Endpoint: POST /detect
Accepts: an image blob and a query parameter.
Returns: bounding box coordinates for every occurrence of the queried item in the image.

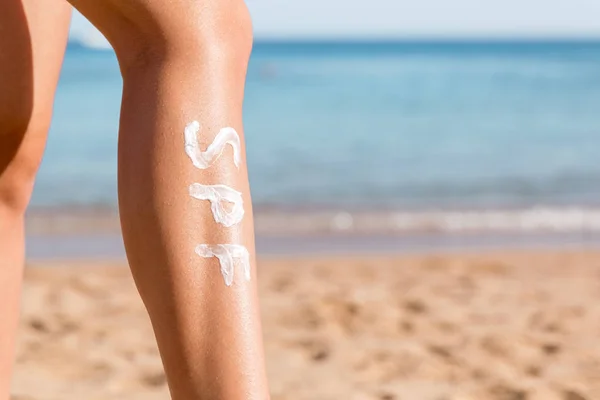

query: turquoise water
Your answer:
[34,41,600,212]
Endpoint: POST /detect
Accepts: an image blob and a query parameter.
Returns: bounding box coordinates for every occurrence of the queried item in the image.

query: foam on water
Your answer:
[24,206,600,237]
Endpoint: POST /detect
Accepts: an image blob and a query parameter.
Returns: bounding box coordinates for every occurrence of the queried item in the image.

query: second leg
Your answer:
[0,1,71,397]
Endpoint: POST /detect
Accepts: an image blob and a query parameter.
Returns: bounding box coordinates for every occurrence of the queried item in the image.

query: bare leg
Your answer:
[0,1,71,397]
[67,1,270,398]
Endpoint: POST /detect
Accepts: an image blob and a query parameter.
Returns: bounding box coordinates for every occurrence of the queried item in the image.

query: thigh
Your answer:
[0,0,71,179]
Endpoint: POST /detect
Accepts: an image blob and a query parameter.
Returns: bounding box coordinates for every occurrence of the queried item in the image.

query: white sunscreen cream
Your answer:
[184,121,241,169]
[188,183,244,227]
[195,244,251,286]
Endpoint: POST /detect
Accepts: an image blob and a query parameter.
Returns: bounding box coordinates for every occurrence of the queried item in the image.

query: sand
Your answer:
[11,251,600,400]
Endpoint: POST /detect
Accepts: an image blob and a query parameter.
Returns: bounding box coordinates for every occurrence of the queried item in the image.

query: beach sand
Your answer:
[11,251,600,400]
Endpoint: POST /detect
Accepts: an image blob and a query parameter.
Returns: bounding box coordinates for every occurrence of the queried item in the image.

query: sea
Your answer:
[29,40,600,242]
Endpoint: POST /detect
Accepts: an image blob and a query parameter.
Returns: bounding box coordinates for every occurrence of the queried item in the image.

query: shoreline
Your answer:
[26,231,600,261]
[26,205,600,235]
[25,207,600,260]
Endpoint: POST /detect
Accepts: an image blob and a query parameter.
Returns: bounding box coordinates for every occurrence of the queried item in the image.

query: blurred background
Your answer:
[27,0,600,256]
[16,1,600,399]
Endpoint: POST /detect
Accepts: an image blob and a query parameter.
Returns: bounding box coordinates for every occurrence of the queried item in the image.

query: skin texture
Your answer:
[0,1,71,397]
[0,1,270,399]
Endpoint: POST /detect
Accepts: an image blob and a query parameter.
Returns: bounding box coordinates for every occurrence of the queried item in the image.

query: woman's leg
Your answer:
[67,1,269,398]
[0,1,71,397]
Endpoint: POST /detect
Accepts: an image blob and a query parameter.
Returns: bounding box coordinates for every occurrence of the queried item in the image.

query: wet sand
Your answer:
[12,251,600,400]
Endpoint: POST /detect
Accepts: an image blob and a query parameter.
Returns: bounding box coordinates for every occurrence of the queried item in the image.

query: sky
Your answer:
[70,0,600,46]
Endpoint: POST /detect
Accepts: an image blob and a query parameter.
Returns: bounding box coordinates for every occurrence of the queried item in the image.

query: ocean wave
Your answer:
[25,206,600,236]
[253,207,600,236]
[68,32,112,50]
[69,12,112,50]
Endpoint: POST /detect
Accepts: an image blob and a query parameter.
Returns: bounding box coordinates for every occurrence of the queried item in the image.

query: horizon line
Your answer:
[66,36,600,51]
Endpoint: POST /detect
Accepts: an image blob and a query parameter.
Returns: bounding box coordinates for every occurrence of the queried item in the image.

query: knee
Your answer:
[0,110,50,214]
[113,1,253,75]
